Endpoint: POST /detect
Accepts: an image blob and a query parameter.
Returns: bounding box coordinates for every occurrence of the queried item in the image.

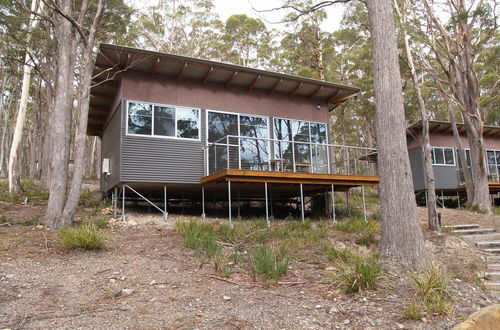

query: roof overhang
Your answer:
[88,43,360,136]
[407,120,500,138]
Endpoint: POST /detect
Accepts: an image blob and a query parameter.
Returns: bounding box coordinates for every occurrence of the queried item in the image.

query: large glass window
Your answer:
[486,150,500,181]
[431,147,455,166]
[128,102,152,135]
[207,111,239,173]
[273,118,328,173]
[240,116,269,170]
[153,106,175,136]
[127,101,199,140]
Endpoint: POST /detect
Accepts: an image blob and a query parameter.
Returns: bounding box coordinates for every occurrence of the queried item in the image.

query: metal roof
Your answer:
[407,120,500,138]
[88,43,360,136]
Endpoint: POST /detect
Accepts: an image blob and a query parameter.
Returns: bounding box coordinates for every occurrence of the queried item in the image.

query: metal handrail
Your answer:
[203,134,377,151]
[204,134,377,176]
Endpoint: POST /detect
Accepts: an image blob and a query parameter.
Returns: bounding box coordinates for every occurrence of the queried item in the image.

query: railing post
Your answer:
[226,136,230,169]
[292,140,296,172]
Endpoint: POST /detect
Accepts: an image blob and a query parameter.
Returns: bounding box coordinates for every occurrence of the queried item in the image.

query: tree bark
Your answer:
[45,0,74,228]
[365,0,427,268]
[61,0,106,224]
[394,0,439,231]
[447,100,473,203]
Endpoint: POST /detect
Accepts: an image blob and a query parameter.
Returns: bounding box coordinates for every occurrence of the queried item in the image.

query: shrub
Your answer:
[59,223,105,250]
[23,217,40,226]
[93,217,109,229]
[404,301,424,320]
[213,252,232,278]
[406,266,453,318]
[331,256,382,293]
[175,221,219,257]
[324,245,354,263]
[333,218,380,234]
[0,216,10,224]
[355,233,379,247]
[249,245,289,283]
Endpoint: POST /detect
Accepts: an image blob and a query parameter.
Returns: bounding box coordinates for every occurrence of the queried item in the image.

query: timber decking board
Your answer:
[201,169,379,187]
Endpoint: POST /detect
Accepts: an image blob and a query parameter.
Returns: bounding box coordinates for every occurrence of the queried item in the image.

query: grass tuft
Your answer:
[59,223,106,250]
[355,233,379,247]
[330,256,382,293]
[324,245,354,263]
[93,217,109,229]
[175,221,219,257]
[333,218,380,234]
[405,266,454,319]
[249,245,289,283]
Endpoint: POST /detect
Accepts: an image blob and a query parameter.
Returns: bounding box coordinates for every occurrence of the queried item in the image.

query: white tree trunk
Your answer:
[8,0,44,194]
[366,0,427,269]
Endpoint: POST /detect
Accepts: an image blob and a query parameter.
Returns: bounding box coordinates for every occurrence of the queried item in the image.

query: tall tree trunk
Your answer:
[394,0,439,231]
[366,0,427,268]
[447,100,473,203]
[61,0,106,224]
[45,0,74,228]
[8,0,44,194]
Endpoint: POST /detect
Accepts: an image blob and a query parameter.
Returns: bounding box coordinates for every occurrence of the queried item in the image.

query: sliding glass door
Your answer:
[207,112,238,173]
[240,116,269,170]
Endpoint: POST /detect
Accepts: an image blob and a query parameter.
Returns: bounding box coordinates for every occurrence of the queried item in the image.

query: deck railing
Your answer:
[203,135,377,177]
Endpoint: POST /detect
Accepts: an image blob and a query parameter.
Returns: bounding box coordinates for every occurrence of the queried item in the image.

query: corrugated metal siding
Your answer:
[121,103,206,184]
[100,101,122,192]
[409,147,426,191]
[433,165,459,189]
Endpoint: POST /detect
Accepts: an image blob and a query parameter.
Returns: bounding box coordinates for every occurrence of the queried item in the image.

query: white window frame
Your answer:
[126,100,201,141]
[431,146,456,166]
[486,149,500,181]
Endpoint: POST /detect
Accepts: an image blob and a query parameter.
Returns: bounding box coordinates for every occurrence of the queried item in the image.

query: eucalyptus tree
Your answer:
[419,0,497,213]
[134,0,223,58]
[221,14,275,68]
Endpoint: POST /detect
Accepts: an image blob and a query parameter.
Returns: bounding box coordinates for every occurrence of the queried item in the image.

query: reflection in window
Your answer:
[154,106,175,136]
[177,108,199,139]
[486,150,500,181]
[432,147,454,165]
[240,116,268,170]
[128,102,152,135]
[207,112,239,173]
[128,102,199,140]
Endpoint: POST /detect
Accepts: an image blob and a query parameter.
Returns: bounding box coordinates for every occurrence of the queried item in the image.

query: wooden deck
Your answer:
[457,181,500,192]
[201,169,379,188]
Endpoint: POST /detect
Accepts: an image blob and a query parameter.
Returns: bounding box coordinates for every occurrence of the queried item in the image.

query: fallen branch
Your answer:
[0,223,12,226]
[277,281,307,286]
[204,274,247,286]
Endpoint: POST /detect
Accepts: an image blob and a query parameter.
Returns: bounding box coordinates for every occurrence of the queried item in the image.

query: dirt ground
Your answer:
[1,202,499,329]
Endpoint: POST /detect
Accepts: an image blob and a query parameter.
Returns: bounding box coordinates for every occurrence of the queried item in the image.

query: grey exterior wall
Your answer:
[409,147,426,191]
[432,164,459,190]
[121,101,206,184]
[408,147,460,191]
[101,101,122,192]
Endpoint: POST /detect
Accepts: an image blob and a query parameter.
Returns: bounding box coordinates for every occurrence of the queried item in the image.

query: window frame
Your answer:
[126,100,201,141]
[431,146,456,166]
[486,149,500,181]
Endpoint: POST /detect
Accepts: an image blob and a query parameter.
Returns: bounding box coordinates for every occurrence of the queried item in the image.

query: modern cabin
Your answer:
[88,44,378,222]
[405,120,500,200]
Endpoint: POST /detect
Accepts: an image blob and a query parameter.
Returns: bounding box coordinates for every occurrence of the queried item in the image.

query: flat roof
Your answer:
[88,44,360,136]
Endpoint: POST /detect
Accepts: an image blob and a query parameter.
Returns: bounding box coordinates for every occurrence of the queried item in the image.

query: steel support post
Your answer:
[265,182,269,227]
[228,181,232,227]
[300,183,305,222]
[425,190,428,207]
[361,186,367,222]
[441,190,445,208]
[237,186,241,219]
[164,185,168,221]
[113,186,117,219]
[331,184,336,224]
[121,185,126,222]
[457,190,460,208]
[201,186,206,218]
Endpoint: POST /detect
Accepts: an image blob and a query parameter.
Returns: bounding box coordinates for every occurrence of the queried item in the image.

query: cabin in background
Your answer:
[405,120,500,205]
[87,44,378,222]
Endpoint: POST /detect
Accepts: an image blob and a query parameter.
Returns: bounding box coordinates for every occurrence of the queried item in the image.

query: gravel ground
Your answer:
[0,205,498,329]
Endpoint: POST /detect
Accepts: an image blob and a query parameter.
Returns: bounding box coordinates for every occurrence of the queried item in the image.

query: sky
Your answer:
[213,0,346,32]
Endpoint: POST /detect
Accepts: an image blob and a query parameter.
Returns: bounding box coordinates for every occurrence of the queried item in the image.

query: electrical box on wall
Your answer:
[102,158,110,175]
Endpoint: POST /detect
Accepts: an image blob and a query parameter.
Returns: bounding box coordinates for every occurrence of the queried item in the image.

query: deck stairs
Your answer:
[447,223,500,297]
